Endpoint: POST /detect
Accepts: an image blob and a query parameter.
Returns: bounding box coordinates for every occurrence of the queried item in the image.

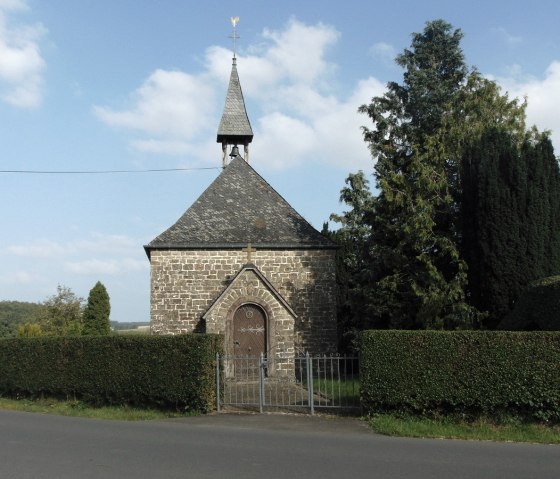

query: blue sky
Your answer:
[2,0,560,323]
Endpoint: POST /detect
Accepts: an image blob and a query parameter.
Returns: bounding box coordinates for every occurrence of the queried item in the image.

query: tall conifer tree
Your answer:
[461,131,560,326]
[82,281,111,336]
[357,19,473,328]
[332,20,560,333]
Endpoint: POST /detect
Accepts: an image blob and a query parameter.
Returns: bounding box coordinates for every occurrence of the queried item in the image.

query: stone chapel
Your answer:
[144,54,337,376]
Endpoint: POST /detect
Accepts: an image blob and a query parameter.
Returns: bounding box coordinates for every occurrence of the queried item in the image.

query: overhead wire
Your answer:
[0,166,221,174]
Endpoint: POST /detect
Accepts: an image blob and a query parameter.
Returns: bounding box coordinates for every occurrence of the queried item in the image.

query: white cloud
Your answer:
[65,258,148,276]
[261,19,339,85]
[7,239,65,258]
[495,27,523,46]
[0,0,46,108]
[254,112,317,169]
[369,42,397,63]
[94,18,380,171]
[495,61,560,150]
[0,270,40,285]
[6,233,140,258]
[94,69,216,143]
[71,234,138,254]
[252,76,382,171]
[0,0,27,12]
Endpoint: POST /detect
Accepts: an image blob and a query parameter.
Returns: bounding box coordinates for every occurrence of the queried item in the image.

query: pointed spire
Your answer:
[217,18,253,166]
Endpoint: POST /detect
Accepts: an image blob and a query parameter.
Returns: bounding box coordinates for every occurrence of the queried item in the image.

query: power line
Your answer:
[0,166,221,174]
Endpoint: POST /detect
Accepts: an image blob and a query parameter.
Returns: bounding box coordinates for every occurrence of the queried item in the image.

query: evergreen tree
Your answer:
[357,19,473,329]
[461,131,560,325]
[500,275,560,330]
[82,281,111,336]
[332,19,560,331]
[325,171,375,348]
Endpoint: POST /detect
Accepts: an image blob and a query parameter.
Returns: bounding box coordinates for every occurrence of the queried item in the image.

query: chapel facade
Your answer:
[144,55,337,377]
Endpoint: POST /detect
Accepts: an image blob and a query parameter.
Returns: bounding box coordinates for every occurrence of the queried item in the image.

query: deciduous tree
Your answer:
[35,285,84,336]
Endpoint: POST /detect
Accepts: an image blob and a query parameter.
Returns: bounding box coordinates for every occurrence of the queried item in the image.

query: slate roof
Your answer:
[145,156,336,253]
[216,58,253,145]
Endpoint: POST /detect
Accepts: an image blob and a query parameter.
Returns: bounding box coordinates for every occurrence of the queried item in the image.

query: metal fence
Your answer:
[216,353,360,414]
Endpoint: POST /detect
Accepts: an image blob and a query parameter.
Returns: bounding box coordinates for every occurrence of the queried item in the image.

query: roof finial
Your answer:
[229,16,240,58]
[218,16,253,166]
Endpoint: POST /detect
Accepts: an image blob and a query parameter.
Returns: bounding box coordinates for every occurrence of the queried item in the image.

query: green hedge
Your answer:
[0,334,222,413]
[360,331,560,422]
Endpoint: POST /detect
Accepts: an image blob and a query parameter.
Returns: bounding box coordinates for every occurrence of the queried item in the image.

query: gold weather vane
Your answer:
[230,16,240,57]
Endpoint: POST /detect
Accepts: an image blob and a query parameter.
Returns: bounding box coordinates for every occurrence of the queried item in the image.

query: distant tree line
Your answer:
[0,301,43,339]
[111,321,150,331]
[326,19,560,349]
[1,282,112,338]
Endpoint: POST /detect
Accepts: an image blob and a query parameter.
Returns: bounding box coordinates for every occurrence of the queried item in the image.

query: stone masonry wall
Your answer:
[149,249,337,354]
[203,268,295,377]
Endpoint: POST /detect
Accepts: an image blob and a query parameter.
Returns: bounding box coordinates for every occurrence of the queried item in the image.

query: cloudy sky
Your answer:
[1,0,560,322]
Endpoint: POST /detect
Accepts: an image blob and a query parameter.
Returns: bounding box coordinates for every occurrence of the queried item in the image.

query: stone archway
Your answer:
[202,265,297,377]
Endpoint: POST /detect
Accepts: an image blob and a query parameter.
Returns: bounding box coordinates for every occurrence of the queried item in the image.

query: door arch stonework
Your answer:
[201,266,297,377]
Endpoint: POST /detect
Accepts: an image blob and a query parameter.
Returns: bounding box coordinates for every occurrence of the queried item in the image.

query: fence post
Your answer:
[259,352,265,413]
[216,352,221,412]
[306,352,315,415]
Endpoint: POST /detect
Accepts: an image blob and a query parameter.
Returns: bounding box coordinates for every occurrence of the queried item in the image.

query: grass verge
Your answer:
[367,413,560,444]
[312,378,360,405]
[0,397,192,421]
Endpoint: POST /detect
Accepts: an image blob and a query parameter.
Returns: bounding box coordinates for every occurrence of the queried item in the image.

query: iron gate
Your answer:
[216,353,360,414]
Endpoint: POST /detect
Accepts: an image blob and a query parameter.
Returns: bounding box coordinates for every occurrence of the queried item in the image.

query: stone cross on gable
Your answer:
[242,242,256,263]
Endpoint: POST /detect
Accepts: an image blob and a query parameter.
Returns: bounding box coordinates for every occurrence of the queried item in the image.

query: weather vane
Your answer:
[230,16,240,57]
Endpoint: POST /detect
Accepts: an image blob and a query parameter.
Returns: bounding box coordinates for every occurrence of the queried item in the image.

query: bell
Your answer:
[229,145,240,157]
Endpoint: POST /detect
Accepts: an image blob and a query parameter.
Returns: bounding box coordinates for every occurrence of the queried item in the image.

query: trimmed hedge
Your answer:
[360,331,560,422]
[0,334,222,413]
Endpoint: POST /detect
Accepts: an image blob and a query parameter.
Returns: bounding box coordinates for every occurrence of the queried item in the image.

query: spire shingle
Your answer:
[216,58,253,146]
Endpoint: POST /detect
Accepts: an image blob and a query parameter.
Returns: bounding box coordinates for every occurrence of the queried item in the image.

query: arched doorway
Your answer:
[232,303,267,378]
[233,303,267,357]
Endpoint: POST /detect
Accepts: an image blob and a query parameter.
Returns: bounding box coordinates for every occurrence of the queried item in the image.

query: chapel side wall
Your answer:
[149,249,337,353]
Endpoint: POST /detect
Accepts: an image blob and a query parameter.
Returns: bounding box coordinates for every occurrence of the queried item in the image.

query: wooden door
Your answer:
[233,304,266,377]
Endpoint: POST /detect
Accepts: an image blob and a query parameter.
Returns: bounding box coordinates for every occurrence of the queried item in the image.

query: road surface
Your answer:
[1,410,558,478]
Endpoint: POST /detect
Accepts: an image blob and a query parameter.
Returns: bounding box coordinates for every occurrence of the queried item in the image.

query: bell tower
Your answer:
[216,17,253,166]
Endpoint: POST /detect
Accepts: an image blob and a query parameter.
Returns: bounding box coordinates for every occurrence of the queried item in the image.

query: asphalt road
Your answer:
[0,410,558,479]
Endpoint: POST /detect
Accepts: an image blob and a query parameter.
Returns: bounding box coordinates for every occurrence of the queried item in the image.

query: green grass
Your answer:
[312,378,360,405]
[367,413,560,444]
[0,397,193,421]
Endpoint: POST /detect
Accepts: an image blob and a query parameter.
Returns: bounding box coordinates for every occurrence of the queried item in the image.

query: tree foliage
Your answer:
[436,73,560,326]
[331,19,560,332]
[82,282,111,336]
[500,276,560,331]
[324,171,375,349]
[17,322,42,337]
[0,301,42,338]
[460,131,560,325]
[354,19,474,329]
[34,285,84,336]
